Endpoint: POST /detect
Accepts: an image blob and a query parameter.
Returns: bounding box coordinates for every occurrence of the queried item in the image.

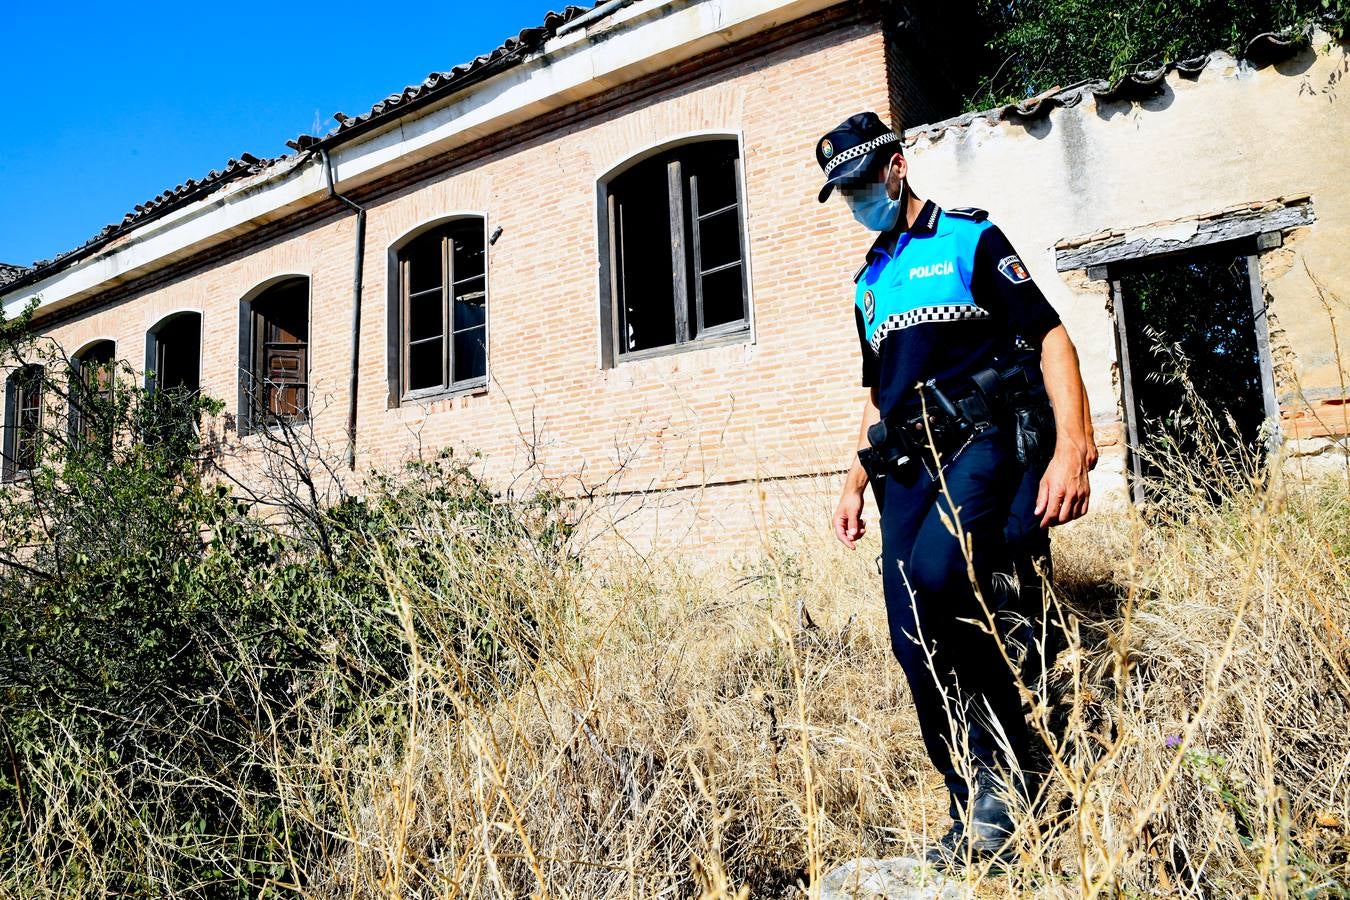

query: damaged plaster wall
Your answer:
[904,32,1350,495]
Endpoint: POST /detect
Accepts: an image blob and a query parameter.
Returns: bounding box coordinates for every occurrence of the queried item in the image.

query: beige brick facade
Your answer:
[5,9,900,554]
[5,4,1348,557]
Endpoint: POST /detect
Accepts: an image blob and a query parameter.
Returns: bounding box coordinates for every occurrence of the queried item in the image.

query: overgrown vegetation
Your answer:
[0,308,576,896]
[1,291,1348,897]
[963,0,1350,109]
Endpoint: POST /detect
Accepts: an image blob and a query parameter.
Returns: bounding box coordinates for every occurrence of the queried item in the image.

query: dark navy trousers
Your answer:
[1004,456,1055,685]
[876,428,1037,815]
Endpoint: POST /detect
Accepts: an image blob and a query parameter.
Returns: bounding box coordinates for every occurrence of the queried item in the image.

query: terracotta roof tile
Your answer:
[0,263,30,289]
[3,2,613,297]
[286,4,601,151]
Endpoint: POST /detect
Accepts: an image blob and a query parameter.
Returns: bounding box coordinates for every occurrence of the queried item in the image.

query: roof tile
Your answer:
[4,3,611,298]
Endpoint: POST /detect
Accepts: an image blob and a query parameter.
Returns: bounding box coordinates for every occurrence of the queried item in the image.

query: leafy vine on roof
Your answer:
[964,0,1350,111]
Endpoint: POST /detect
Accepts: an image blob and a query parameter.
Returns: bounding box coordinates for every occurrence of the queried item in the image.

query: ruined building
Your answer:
[2,0,1346,552]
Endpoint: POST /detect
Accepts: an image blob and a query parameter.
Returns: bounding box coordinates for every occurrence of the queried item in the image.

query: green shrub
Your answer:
[965,0,1349,110]
[0,310,575,896]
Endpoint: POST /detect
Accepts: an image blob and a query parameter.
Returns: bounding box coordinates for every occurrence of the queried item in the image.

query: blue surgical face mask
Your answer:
[843,180,903,232]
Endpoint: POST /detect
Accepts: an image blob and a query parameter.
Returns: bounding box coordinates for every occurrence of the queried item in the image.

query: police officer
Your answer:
[818,112,1093,866]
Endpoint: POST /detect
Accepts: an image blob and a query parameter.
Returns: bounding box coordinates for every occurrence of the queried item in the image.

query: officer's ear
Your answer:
[888,152,908,182]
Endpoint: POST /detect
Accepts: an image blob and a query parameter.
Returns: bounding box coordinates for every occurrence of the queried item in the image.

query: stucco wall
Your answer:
[904,35,1350,494]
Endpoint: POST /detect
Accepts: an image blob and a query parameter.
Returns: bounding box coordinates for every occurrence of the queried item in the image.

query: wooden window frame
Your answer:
[600,138,752,367]
[3,365,44,481]
[396,219,488,403]
[688,160,751,342]
[242,279,310,434]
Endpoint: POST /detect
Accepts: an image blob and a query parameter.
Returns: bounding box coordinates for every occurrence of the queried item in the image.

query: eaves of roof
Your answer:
[0,153,280,295]
[287,4,615,154]
[0,2,612,298]
[904,28,1315,146]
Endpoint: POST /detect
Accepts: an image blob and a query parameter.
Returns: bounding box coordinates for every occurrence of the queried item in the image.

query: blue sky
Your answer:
[0,0,573,268]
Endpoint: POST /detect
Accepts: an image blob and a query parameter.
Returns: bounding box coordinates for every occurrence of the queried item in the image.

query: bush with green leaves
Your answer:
[0,306,576,896]
[964,0,1349,109]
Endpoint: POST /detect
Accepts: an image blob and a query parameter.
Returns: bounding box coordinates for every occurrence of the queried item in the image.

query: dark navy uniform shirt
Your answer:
[854,200,1061,419]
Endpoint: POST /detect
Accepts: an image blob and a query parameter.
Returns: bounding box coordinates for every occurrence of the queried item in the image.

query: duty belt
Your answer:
[858,353,1053,484]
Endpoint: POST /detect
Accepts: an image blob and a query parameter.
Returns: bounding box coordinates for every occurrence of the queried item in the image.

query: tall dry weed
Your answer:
[4,355,1350,897]
[260,459,1350,896]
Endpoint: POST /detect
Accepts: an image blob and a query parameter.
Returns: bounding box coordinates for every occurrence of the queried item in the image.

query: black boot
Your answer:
[968,769,1019,865]
[922,818,967,871]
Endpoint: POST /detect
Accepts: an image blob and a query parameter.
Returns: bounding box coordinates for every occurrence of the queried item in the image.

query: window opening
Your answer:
[246,279,309,429]
[71,340,116,446]
[4,365,44,477]
[398,220,487,398]
[605,139,749,360]
[1110,242,1278,502]
[145,312,203,445]
[150,312,202,398]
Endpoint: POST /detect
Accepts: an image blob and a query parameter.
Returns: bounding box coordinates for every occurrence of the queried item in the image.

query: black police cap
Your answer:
[815,111,901,203]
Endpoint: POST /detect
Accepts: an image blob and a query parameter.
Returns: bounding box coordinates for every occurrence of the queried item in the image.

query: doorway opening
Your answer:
[1109,242,1279,502]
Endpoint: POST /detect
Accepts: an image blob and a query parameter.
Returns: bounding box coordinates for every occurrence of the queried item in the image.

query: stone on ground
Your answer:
[817,856,961,899]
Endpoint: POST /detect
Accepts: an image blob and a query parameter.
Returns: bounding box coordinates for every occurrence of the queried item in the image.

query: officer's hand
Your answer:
[1035,444,1091,528]
[834,491,867,549]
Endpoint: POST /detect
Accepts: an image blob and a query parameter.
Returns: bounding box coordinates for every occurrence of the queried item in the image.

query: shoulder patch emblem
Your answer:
[863,290,876,324]
[998,254,1031,284]
[947,207,989,221]
[820,138,834,159]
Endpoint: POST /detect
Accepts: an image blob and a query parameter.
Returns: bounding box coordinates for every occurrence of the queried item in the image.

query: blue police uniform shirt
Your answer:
[854,200,1061,419]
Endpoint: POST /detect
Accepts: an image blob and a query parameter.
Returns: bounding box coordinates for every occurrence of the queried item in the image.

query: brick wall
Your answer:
[18,17,901,555]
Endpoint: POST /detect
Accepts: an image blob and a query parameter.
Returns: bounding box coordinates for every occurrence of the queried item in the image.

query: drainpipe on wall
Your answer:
[320,148,366,471]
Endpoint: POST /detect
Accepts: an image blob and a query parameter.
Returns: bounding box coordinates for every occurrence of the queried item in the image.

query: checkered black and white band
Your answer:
[823,132,900,178]
[868,304,991,353]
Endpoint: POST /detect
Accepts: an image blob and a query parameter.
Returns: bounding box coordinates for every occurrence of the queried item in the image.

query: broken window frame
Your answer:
[3,364,45,481]
[393,218,489,403]
[598,137,753,366]
[239,277,310,434]
[1104,237,1282,504]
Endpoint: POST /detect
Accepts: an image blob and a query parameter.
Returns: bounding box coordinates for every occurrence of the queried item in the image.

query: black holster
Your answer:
[980,351,1056,470]
[860,351,1057,479]
[1010,388,1056,470]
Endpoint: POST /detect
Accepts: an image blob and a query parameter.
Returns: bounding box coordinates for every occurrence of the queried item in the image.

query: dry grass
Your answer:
[5,449,1350,898]
[288,467,1348,896]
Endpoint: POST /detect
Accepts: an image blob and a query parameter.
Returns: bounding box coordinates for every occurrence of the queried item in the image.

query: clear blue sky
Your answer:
[0,0,576,268]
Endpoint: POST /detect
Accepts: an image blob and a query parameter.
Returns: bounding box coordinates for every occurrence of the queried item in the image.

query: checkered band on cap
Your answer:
[823,132,900,178]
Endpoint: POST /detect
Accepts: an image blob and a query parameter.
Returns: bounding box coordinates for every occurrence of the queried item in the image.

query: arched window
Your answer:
[146,312,202,397]
[240,277,309,432]
[144,312,202,444]
[3,364,45,480]
[70,340,116,445]
[391,218,487,402]
[599,138,750,364]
